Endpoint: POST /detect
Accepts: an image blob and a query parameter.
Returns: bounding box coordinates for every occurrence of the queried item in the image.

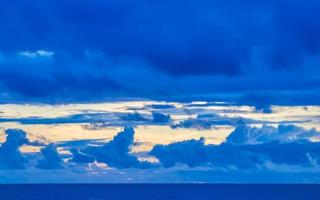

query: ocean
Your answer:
[0,184,319,200]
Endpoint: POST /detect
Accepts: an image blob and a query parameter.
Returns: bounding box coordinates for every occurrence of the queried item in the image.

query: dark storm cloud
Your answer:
[0,68,129,102]
[0,0,250,76]
[0,0,320,103]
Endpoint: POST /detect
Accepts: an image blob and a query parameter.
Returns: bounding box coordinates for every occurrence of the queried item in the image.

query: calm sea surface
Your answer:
[0,184,319,200]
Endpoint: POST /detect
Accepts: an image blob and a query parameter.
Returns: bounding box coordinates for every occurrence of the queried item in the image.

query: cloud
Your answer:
[57,139,104,148]
[72,127,156,169]
[0,129,29,169]
[70,148,95,164]
[120,112,148,122]
[0,113,113,125]
[150,137,259,169]
[0,68,129,102]
[224,124,320,166]
[151,124,320,169]
[226,124,320,145]
[150,137,320,169]
[152,112,172,124]
[0,1,248,76]
[0,0,320,103]
[239,93,274,113]
[171,114,260,130]
[0,128,64,170]
[1,127,157,170]
[37,143,64,169]
[146,104,176,110]
[0,124,319,180]
[0,111,168,127]
[240,140,320,166]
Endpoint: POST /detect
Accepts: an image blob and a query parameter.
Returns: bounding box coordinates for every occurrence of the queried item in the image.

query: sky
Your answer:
[0,0,320,183]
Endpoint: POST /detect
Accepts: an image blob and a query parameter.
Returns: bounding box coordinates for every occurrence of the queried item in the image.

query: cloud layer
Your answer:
[0,124,320,173]
[151,125,320,169]
[0,0,320,103]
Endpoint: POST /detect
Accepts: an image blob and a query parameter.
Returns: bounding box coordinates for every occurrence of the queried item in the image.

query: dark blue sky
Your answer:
[0,0,320,104]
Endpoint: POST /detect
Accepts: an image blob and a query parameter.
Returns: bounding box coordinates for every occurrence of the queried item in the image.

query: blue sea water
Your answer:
[0,184,319,200]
